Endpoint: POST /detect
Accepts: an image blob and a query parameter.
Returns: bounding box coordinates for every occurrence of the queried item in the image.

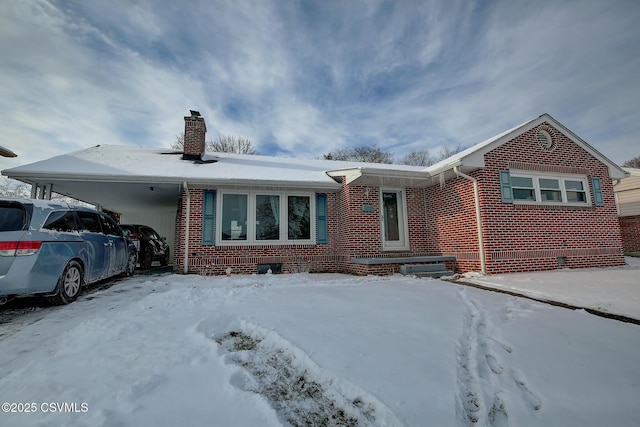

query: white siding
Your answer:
[120,209,177,263]
[615,172,640,217]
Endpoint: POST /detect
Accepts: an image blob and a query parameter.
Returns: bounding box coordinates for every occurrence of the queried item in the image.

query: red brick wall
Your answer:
[425,177,481,272]
[334,181,437,275]
[620,215,640,252]
[173,123,624,276]
[174,188,342,274]
[174,182,438,276]
[426,122,624,273]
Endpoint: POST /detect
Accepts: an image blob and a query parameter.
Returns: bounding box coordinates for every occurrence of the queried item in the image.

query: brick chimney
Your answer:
[183,110,206,160]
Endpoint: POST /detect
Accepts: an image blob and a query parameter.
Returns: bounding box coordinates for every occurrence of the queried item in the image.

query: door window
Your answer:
[381,189,409,250]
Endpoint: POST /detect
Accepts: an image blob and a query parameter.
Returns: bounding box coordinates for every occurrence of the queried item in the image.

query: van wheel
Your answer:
[52,260,84,305]
[125,251,137,276]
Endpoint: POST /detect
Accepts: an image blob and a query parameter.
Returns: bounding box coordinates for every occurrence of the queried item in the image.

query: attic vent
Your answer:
[536,126,555,150]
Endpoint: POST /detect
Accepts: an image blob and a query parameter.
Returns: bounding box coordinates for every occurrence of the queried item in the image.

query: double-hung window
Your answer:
[501,171,591,206]
[217,191,315,244]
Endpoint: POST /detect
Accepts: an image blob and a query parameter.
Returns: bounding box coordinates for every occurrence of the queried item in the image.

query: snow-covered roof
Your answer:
[1,113,625,212]
[424,113,627,180]
[2,145,428,190]
[0,145,17,157]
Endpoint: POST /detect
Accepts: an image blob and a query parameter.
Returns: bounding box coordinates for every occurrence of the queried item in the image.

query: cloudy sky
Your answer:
[1,0,639,174]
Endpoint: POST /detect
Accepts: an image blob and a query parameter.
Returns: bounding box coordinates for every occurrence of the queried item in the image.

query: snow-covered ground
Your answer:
[1,264,639,427]
[460,256,640,321]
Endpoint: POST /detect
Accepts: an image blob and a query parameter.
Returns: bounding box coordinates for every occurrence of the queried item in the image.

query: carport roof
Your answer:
[1,145,429,212]
[2,144,427,189]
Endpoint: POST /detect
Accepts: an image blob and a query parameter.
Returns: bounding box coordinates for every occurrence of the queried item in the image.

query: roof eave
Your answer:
[3,171,343,192]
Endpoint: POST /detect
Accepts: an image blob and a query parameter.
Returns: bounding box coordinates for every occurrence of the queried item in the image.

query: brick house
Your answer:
[615,168,640,254]
[3,111,627,276]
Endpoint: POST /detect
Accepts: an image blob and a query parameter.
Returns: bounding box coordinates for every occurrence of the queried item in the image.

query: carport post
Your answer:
[183,182,190,274]
[30,183,38,199]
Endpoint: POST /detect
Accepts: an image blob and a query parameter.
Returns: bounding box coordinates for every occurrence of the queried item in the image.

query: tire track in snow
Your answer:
[199,317,404,427]
[456,289,541,426]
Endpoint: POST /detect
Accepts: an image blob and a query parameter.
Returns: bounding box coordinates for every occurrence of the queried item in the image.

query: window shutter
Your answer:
[499,170,513,202]
[591,177,604,206]
[316,194,328,244]
[203,190,216,245]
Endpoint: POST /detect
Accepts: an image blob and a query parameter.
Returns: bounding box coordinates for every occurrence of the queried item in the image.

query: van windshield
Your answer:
[0,202,28,232]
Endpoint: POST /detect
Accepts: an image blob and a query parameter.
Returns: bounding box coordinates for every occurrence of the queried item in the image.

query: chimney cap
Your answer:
[189,110,201,118]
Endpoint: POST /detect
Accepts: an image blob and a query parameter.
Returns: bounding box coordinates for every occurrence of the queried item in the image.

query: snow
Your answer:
[3,145,425,189]
[459,257,640,320]
[1,265,639,427]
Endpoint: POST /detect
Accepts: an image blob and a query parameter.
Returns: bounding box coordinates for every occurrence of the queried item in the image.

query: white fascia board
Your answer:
[4,171,343,192]
[326,168,362,185]
[424,113,627,180]
[326,167,430,186]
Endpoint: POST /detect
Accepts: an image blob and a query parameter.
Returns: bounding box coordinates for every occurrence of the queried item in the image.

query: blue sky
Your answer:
[1,0,639,173]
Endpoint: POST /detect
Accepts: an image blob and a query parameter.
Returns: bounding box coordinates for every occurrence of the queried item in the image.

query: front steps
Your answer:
[399,263,453,278]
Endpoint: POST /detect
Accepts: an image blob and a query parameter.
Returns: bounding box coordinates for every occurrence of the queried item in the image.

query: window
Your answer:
[0,202,28,232]
[501,171,591,206]
[217,191,316,245]
[77,211,102,233]
[221,194,247,241]
[511,176,536,201]
[539,178,561,202]
[98,214,122,237]
[43,211,79,232]
[288,196,310,240]
[256,194,280,240]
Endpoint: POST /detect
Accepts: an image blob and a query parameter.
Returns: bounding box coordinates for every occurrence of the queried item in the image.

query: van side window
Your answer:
[77,211,102,233]
[43,211,79,232]
[0,202,27,231]
[99,214,122,237]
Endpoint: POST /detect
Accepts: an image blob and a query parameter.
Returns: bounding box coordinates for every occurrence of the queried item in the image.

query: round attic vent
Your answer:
[536,127,555,150]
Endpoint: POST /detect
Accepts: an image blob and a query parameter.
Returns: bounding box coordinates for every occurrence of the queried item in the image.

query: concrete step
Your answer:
[399,263,453,278]
[413,270,454,278]
[399,263,446,274]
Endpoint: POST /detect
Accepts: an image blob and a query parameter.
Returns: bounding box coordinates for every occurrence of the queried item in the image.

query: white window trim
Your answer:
[380,187,410,251]
[510,171,591,207]
[216,190,316,246]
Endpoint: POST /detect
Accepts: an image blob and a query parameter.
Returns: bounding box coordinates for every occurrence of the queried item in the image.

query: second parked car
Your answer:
[120,224,170,269]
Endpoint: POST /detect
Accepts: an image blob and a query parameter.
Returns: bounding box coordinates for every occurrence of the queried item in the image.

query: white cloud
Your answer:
[0,0,638,171]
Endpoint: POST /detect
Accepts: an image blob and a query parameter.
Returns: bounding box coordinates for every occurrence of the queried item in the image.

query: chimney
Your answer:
[183,110,206,160]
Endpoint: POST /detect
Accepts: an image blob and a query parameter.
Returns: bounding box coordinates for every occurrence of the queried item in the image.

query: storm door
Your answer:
[380,189,409,250]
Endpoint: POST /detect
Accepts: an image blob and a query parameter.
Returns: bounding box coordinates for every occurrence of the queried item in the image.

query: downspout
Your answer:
[183,181,190,274]
[453,166,487,274]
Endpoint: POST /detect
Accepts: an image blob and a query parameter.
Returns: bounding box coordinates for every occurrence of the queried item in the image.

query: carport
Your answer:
[2,147,189,262]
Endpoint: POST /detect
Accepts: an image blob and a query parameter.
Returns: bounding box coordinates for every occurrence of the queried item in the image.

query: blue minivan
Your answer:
[0,199,137,304]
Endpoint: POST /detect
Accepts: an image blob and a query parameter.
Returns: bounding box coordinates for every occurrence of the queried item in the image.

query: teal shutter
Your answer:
[316,194,328,244]
[203,190,216,245]
[591,177,604,206]
[500,170,513,202]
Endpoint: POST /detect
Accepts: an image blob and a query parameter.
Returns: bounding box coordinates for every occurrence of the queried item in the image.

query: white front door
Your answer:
[380,189,409,250]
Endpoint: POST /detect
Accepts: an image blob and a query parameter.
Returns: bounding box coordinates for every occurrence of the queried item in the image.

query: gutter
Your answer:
[453,166,487,274]
[3,172,343,192]
[183,182,190,274]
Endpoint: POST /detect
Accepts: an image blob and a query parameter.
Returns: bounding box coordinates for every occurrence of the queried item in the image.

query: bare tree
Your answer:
[324,145,393,164]
[0,177,89,205]
[171,133,257,154]
[400,144,463,166]
[211,135,257,154]
[623,156,640,168]
[0,178,30,198]
[401,149,432,166]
